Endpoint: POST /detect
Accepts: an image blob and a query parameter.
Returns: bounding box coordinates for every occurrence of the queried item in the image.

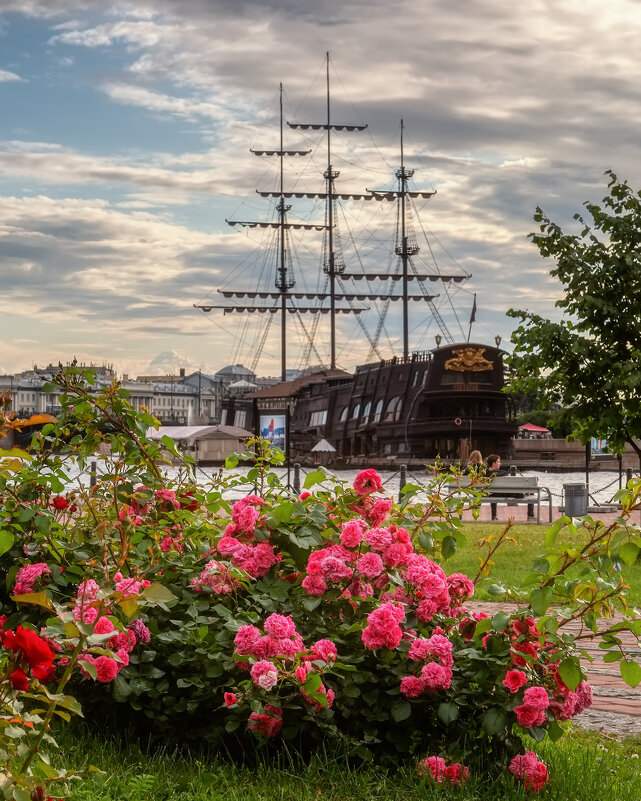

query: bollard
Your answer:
[509,464,517,476]
[293,463,301,494]
[399,464,407,502]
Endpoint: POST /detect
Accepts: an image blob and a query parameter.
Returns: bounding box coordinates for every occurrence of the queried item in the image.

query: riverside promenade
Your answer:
[467,502,641,738]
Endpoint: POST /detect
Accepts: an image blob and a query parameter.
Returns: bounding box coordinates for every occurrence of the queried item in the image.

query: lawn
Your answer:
[444,521,641,607]
[55,724,641,801]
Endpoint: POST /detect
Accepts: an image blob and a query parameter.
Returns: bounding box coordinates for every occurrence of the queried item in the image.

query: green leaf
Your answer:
[473,617,493,637]
[547,720,564,742]
[603,651,623,663]
[142,583,178,605]
[437,702,459,725]
[441,535,457,560]
[10,591,53,610]
[529,586,553,616]
[491,612,510,631]
[619,542,640,567]
[303,673,322,695]
[0,529,14,557]
[302,596,322,612]
[532,557,550,574]
[558,656,582,691]
[620,659,641,688]
[303,469,326,489]
[418,531,433,551]
[391,700,412,722]
[481,708,506,735]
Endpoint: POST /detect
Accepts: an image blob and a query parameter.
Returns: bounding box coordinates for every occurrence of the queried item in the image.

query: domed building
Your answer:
[215,364,257,386]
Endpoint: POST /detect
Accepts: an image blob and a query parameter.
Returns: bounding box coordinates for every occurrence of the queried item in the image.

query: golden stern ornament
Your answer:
[444,347,494,372]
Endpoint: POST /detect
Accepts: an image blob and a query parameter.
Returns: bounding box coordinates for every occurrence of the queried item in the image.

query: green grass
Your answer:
[51,724,641,801]
[444,522,641,607]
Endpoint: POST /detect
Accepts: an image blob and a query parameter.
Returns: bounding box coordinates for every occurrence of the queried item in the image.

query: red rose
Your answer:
[224,692,238,707]
[51,496,68,510]
[179,491,199,512]
[10,667,29,691]
[2,625,55,670]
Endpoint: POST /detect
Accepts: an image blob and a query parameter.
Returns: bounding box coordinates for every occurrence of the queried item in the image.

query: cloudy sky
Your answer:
[1,0,640,378]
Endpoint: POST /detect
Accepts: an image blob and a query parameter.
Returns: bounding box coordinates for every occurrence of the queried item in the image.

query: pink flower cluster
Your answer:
[302,524,414,599]
[361,602,406,650]
[418,756,469,785]
[114,572,151,598]
[230,613,338,734]
[13,562,51,596]
[509,751,549,792]
[190,560,241,594]
[78,614,139,683]
[401,633,454,696]
[514,685,550,728]
[547,667,593,721]
[215,495,281,579]
[72,574,150,624]
[248,704,283,737]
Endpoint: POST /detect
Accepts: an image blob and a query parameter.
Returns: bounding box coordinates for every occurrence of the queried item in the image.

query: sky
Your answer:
[2,0,641,379]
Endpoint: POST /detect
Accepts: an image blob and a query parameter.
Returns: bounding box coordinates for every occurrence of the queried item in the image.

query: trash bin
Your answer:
[563,483,587,516]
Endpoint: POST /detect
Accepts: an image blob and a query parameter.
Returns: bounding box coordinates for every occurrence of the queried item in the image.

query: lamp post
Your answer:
[435,334,442,347]
[495,335,502,347]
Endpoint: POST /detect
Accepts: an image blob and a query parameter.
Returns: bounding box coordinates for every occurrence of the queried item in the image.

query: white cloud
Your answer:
[0,69,24,82]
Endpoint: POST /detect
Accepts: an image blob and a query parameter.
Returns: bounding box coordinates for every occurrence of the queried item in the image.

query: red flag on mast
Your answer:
[469,294,477,325]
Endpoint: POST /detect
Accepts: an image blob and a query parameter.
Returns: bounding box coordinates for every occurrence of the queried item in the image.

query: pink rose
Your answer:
[250,660,279,691]
[514,704,546,728]
[503,669,528,693]
[353,469,383,496]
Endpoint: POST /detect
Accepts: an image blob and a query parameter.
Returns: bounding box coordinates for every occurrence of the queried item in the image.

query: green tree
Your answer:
[508,171,641,466]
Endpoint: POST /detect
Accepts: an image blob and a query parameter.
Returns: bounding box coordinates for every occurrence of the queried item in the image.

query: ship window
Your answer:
[309,409,328,426]
[339,406,348,422]
[373,399,384,423]
[362,401,371,423]
[385,396,403,422]
[352,403,360,420]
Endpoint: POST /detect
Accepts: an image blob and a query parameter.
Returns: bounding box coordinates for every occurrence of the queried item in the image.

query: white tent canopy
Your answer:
[311,438,336,453]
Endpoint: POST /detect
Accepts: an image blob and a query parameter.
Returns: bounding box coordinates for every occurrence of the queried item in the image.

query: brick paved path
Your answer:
[470,598,641,737]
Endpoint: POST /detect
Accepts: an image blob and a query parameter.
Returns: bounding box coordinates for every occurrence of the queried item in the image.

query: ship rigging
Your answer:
[194,53,470,380]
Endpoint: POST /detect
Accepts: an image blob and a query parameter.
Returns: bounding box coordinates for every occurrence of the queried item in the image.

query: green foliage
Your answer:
[508,171,641,462]
[3,365,641,797]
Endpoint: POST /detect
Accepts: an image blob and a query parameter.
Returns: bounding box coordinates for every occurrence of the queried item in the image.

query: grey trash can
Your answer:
[563,483,587,516]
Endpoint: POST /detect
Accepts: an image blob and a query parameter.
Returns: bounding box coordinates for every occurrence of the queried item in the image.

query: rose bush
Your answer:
[2,365,641,795]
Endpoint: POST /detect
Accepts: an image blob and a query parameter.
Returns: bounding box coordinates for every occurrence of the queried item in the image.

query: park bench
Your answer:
[458,476,553,524]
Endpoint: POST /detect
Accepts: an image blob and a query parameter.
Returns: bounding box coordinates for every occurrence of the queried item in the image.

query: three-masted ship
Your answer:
[196,55,516,464]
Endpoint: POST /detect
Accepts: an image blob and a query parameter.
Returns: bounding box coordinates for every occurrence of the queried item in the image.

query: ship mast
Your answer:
[289,52,368,369]
[195,74,370,378]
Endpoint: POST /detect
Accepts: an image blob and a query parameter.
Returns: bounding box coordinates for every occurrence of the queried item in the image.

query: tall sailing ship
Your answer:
[195,55,516,464]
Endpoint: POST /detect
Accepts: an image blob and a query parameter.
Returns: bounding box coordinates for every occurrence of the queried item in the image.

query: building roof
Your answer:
[215,364,256,378]
[248,368,352,399]
[147,424,253,442]
[311,438,337,453]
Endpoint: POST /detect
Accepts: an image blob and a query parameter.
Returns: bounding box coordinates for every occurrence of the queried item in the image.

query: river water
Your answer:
[64,462,630,506]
